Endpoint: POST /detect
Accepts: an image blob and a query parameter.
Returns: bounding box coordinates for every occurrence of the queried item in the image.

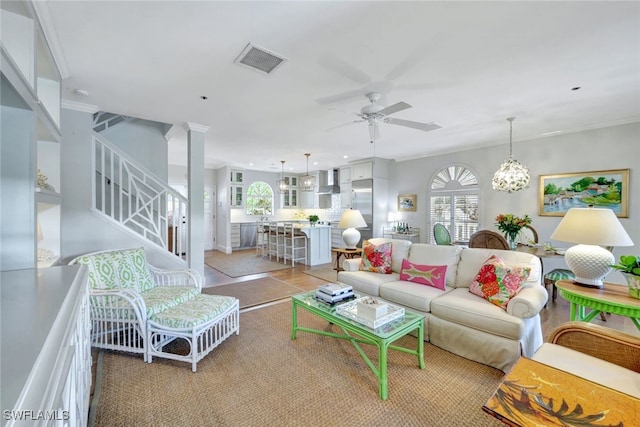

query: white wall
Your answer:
[390,121,640,283]
[60,108,185,269]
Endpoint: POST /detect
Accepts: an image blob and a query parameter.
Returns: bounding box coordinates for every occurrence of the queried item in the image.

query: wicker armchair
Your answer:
[548,321,640,372]
[69,247,202,361]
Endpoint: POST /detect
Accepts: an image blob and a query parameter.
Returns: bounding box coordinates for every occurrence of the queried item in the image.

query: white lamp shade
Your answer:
[550,207,633,288]
[339,209,367,249]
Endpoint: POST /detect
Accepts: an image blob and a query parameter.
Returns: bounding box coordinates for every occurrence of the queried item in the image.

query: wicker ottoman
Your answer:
[147,294,239,371]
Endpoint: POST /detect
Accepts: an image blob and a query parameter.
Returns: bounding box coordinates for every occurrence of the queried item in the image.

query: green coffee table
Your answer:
[291,291,425,400]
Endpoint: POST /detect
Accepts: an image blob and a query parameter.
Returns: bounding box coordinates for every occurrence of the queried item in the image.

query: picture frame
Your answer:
[539,169,629,217]
[398,194,417,212]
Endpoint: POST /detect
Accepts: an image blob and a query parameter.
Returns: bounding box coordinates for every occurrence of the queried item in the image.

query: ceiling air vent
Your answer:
[234,43,287,74]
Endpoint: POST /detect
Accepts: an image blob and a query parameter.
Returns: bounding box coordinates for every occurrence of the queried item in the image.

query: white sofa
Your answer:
[338,238,547,371]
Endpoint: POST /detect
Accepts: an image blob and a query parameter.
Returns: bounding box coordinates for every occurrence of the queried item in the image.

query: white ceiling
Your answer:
[44,1,640,174]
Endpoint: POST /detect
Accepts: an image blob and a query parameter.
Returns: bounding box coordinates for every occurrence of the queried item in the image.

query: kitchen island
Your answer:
[300,225,332,266]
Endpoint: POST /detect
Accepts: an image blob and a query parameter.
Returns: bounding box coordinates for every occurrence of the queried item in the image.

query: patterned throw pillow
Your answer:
[469,255,531,309]
[399,259,447,290]
[359,241,393,274]
[75,247,155,292]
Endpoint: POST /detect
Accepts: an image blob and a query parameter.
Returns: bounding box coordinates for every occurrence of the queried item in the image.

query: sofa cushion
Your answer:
[365,238,411,273]
[407,244,462,287]
[456,248,540,288]
[360,241,392,274]
[469,255,530,309]
[338,271,400,296]
[430,288,525,340]
[399,259,447,290]
[75,247,155,292]
[141,286,201,317]
[379,280,448,313]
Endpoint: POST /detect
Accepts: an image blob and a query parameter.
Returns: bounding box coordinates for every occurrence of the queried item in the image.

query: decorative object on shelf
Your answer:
[492,117,530,193]
[550,207,634,288]
[338,209,367,249]
[397,194,416,212]
[307,214,319,226]
[36,169,55,191]
[300,153,316,192]
[276,160,288,194]
[610,255,640,299]
[538,169,629,217]
[495,213,532,250]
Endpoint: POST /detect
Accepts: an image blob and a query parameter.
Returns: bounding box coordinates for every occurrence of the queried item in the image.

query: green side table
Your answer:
[556,280,640,331]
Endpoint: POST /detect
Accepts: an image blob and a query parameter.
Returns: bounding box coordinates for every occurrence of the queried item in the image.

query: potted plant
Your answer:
[307,214,319,226]
[495,214,532,250]
[611,255,640,299]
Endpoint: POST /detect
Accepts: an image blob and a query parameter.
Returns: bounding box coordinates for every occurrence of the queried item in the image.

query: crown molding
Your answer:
[61,99,99,114]
[183,122,210,133]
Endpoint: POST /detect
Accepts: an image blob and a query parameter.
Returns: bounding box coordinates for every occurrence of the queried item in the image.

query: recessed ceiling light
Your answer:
[571,86,581,91]
[200,95,208,100]
[313,162,318,165]
[249,162,254,166]
[343,155,349,159]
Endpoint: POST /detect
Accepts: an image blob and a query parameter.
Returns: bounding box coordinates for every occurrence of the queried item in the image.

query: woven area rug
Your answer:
[303,264,339,283]
[202,277,304,309]
[205,249,290,277]
[89,301,505,427]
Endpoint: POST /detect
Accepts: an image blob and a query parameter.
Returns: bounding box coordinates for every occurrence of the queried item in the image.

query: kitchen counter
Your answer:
[299,225,332,266]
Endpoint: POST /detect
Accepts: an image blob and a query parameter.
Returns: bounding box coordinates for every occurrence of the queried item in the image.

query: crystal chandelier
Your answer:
[492,117,530,193]
[276,160,288,194]
[300,153,316,192]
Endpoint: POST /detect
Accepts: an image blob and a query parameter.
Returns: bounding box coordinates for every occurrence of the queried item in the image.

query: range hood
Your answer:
[317,169,341,194]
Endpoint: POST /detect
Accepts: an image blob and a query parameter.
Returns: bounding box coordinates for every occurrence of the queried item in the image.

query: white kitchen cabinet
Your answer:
[230,170,244,183]
[230,185,243,207]
[351,162,373,180]
[230,223,240,248]
[281,175,298,208]
[339,166,351,183]
[340,182,352,209]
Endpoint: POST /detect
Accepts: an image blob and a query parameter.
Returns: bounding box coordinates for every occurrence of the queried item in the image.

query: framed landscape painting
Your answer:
[539,169,629,217]
[398,194,417,212]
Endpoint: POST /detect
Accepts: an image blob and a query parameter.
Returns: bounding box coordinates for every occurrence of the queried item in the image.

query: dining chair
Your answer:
[433,223,452,245]
[468,230,510,250]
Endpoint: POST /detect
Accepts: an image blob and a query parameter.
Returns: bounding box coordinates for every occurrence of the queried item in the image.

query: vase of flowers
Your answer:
[611,255,640,299]
[495,214,532,250]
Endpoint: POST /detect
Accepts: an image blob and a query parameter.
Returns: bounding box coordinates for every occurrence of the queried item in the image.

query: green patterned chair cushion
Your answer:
[149,295,237,329]
[141,286,201,317]
[75,247,155,292]
[544,269,575,282]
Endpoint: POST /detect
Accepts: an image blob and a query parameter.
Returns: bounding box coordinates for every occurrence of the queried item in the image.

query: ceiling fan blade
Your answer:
[315,89,365,105]
[378,101,412,116]
[384,117,442,132]
[318,54,372,85]
[326,119,363,132]
[384,42,432,82]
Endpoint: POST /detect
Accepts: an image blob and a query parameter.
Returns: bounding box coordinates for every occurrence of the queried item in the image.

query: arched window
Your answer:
[245,181,273,216]
[428,165,479,244]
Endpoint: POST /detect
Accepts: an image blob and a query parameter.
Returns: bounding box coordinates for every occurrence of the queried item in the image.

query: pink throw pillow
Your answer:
[359,241,393,274]
[469,255,531,309]
[399,259,447,290]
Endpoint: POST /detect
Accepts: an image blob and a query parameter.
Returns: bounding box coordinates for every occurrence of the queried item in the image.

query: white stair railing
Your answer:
[92,132,188,258]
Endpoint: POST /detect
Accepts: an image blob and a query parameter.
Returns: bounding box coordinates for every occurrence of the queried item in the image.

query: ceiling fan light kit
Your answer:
[492,117,531,193]
[300,153,316,192]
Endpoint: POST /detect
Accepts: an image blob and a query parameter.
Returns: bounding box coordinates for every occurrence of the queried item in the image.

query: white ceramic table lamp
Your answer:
[338,209,367,249]
[550,207,633,288]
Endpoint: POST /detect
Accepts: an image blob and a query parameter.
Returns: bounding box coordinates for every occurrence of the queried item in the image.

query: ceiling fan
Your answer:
[331,92,441,142]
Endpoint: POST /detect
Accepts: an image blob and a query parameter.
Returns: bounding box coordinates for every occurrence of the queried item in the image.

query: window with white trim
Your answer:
[428,165,479,244]
[245,181,273,216]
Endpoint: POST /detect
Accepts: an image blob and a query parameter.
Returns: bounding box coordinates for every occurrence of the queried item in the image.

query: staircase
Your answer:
[92,131,188,259]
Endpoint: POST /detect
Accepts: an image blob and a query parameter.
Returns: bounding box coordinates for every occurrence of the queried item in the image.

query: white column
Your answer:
[183,122,209,278]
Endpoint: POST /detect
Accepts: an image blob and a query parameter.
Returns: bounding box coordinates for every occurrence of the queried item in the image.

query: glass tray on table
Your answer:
[335,297,405,329]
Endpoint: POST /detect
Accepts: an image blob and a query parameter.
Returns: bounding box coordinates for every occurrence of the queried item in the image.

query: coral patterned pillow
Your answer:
[469,255,531,309]
[359,241,393,274]
[399,259,447,290]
